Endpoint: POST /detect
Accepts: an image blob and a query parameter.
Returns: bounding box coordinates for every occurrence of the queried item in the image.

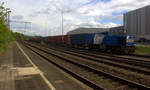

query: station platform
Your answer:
[0,42,92,90]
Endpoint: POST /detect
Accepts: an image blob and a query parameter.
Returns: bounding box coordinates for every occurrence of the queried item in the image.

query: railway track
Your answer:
[59,48,150,69]
[29,42,150,75]
[132,54,150,59]
[46,43,150,62]
[22,41,150,90]
[26,42,150,86]
[23,44,106,90]
[47,44,150,66]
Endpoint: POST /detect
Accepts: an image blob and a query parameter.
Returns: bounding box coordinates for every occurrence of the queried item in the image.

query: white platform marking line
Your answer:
[16,42,56,90]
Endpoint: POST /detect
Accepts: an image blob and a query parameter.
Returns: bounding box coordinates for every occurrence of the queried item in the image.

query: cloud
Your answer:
[3,0,150,36]
[11,15,24,20]
[77,0,150,17]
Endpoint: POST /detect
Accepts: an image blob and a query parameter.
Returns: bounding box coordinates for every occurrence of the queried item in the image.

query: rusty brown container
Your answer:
[63,35,70,44]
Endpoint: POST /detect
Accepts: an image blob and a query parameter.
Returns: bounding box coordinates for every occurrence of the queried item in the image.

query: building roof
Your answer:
[67,28,109,35]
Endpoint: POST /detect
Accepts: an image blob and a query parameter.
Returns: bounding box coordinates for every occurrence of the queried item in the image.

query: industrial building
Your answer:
[124,5,150,42]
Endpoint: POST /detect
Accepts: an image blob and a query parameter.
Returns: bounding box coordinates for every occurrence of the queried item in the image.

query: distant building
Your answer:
[124,5,150,41]
[67,28,109,35]
[109,26,125,35]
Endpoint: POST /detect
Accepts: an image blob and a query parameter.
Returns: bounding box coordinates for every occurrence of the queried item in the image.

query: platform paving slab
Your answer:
[0,43,50,90]
[0,43,15,90]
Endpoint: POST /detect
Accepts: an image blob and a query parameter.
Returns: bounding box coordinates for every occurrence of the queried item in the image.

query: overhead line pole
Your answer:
[52,0,94,35]
[61,11,64,35]
[10,20,31,35]
[8,12,10,30]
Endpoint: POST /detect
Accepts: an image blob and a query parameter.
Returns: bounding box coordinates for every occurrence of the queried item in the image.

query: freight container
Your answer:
[63,35,70,44]
[70,33,95,46]
[45,35,63,44]
[45,36,53,43]
[45,35,70,44]
[29,36,44,43]
[70,34,86,45]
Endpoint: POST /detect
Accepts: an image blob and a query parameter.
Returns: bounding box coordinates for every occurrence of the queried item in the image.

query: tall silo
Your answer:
[124,5,150,41]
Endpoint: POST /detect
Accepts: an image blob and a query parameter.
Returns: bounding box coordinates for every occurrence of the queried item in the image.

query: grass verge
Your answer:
[135,45,150,55]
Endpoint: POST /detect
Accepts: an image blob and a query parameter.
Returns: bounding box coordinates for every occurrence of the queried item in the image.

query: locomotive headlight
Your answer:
[127,36,134,42]
[127,39,134,42]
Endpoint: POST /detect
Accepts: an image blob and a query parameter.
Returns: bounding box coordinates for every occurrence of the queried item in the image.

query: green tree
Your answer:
[0,2,14,53]
[0,2,11,31]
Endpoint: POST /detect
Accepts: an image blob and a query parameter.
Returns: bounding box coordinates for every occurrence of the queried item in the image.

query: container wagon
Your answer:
[70,33,95,49]
[29,37,45,43]
[63,35,70,44]
[45,35,70,45]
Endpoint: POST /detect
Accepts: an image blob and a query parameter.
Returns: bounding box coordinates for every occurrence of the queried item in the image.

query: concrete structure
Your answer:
[67,28,109,35]
[124,5,150,41]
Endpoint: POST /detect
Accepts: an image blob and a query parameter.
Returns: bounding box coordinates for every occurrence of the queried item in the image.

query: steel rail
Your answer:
[27,42,150,75]
[24,42,150,90]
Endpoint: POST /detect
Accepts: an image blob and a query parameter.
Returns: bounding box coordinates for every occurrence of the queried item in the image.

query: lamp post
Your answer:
[61,11,64,35]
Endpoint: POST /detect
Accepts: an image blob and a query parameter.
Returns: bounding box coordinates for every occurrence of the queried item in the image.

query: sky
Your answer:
[1,0,150,36]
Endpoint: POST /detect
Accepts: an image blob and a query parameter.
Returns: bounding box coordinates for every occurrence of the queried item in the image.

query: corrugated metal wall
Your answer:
[146,6,150,34]
[124,5,150,40]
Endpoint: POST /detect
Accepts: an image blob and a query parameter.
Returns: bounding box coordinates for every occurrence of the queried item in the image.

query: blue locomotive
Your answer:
[70,32,135,54]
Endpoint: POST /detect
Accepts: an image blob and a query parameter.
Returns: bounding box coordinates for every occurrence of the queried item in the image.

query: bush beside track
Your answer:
[13,32,31,40]
[0,2,14,54]
[0,30,15,54]
[0,30,31,54]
